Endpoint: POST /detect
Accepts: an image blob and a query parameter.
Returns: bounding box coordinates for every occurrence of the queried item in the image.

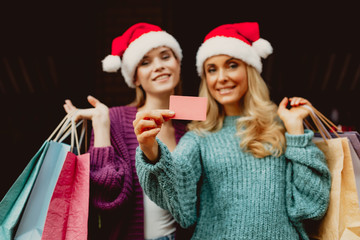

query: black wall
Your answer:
[1,0,359,198]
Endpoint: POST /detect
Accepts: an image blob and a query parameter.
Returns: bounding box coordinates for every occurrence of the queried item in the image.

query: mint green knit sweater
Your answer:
[136,116,331,240]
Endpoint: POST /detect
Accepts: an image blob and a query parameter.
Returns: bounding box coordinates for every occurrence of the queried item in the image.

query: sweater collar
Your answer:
[223,115,241,126]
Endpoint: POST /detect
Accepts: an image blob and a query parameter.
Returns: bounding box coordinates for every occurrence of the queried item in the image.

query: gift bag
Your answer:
[315,130,360,206]
[348,140,360,207]
[339,131,360,159]
[303,105,360,240]
[315,131,360,162]
[14,113,85,240]
[41,119,90,240]
[0,142,49,240]
[0,113,73,240]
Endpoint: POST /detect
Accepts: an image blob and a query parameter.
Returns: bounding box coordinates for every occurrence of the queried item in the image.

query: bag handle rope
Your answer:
[301,104,341,142]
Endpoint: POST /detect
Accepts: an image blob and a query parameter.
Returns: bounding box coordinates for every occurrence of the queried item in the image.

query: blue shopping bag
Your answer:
[14,115,86,240]
[14,141,70,240]
[0,113,79,240]
[0,141,50,240]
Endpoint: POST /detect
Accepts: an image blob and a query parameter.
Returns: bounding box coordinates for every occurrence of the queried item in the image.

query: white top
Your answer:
[143,191,176,239]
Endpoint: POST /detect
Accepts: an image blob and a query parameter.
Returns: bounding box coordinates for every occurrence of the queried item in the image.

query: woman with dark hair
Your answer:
[64,22,190,240]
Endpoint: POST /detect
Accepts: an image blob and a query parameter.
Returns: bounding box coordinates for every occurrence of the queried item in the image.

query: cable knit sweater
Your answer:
[87,106,187,240]
[136,116,331,240]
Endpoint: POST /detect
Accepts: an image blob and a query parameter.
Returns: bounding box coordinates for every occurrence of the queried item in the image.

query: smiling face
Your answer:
[134,46,180,97]
[204,55,248,116]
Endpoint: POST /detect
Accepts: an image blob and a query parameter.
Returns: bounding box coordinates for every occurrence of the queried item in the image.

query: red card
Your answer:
[169,95,207,121]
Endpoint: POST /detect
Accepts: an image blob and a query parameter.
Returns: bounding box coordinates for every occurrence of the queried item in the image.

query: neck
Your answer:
[223,103,242,116]
[140,93,173,128]
[138,92,172,111]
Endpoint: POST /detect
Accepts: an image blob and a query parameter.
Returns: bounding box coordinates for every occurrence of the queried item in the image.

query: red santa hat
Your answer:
[196,22,272,76]
[102,22,183,88]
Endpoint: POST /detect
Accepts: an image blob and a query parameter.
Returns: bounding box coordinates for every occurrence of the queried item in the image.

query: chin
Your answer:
[216,96,235,104]
[156,86,176,95]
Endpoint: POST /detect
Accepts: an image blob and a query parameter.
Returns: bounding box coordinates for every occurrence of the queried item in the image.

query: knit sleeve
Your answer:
[136,131,202,228]
[284,129,331,223]
[88,108,133,211]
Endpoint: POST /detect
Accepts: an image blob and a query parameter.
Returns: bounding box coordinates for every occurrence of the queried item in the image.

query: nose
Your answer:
[153,58,165,72]
[218,68,228,83]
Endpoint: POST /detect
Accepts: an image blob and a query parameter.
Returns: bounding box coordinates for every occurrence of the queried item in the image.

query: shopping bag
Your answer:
[0,113,74,240]
[348,140,360,207]
[41,119,90,240]
[0,142,50,240]
[340,131,360,159]
[314,131,360,205]
[14,141,70,240]
[315,131,360,161]
[302,105,360,240]
[14,113,86,240]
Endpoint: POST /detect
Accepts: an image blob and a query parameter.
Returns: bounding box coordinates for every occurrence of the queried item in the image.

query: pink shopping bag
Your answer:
[41,151,90,240]
[41,117,90,240]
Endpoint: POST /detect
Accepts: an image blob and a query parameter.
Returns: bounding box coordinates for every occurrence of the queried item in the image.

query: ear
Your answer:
[134,77,141,87]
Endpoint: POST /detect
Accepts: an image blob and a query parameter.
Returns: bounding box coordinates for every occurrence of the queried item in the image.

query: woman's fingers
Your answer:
[132,109,175,162]
[137,128,161,144]
[64,99,77,110]
[133,110,174,129]
[87,95,101,108]
[278,97,288,110]
[134,116,162,137]
[63,103,72,114]
[74,109,96,120]
[288,97,311,107]
[63,99,77,113]
[279,96,312,121]
[134,118,159,134]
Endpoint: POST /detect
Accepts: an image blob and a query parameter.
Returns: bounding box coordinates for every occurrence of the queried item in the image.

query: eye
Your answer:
[207,68,216,73]
[161,53,171,60]
[206,67,216,74]
[228,62,238,69]
[139,59,150,66]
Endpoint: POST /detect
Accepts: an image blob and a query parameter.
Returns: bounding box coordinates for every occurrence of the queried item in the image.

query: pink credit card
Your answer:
[169,95,207,121]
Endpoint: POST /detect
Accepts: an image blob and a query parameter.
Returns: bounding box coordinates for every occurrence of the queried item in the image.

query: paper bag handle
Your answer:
[301,104,341,141]
[47,112,88,154]
[47,112,75,142]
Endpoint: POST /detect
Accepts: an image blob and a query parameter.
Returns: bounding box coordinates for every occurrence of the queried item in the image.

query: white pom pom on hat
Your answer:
[102,22,183,88]
[252,38,273,59]
[102,55,121,72]
[196,22,272,76]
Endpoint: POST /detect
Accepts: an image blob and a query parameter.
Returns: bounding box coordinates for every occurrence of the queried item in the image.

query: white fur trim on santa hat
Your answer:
[196,36,265,76]
[121,31,182,88]
[102,55,122,72]
[252,38,273,59]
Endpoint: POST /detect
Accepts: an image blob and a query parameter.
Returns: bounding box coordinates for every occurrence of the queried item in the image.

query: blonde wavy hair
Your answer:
[188,65,286,158]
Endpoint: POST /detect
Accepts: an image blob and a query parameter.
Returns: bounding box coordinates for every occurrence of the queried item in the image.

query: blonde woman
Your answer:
[133,22,331,239]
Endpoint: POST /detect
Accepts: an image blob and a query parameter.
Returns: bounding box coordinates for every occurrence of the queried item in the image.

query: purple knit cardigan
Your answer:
[87,106,187,240]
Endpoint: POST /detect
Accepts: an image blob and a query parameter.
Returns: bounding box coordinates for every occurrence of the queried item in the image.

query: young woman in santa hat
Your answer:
[64,22,192,240]
[133,22,331,239]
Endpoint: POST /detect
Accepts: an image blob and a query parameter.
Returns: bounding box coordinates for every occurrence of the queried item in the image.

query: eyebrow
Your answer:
[206,57,237,67]
[225,57,236,63]
[141,49,171,60]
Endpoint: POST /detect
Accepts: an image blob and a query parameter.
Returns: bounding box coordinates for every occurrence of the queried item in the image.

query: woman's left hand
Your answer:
[277,97,311,135]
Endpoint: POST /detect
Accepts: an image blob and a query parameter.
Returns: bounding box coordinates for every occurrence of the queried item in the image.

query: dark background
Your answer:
[1,0,359,198]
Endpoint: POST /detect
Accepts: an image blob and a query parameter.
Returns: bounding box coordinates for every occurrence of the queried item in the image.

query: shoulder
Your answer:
[109,105,137,119]
[109,105,137,114]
